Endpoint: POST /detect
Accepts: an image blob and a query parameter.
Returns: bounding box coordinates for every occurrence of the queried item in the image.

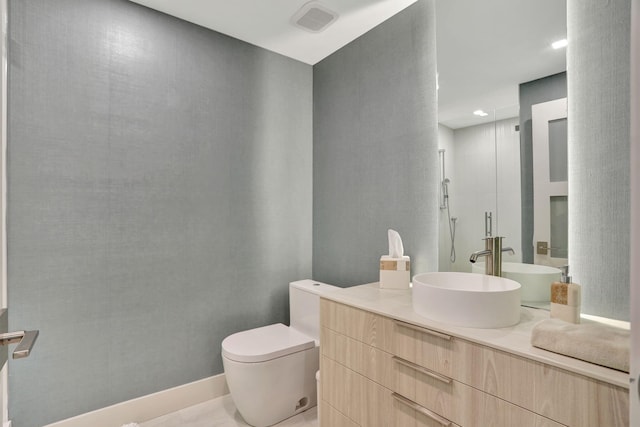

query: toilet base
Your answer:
[222,346,319,427]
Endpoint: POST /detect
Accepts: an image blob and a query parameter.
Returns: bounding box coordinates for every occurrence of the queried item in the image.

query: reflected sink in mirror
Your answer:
[472,262,561,304]
[412,272,521,329]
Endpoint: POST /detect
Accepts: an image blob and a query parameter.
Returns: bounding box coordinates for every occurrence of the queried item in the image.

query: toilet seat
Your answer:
[221,323,314,363]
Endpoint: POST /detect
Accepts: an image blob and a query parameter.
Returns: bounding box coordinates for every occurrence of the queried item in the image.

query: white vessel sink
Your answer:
[472,262,561,303]
[412,272,521,328]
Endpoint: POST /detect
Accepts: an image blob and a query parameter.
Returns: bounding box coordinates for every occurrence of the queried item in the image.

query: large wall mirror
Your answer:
[436,0,630,321]
[435,0,605,310]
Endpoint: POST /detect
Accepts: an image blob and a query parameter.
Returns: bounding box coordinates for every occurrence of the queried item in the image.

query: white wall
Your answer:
[438,118,521,272]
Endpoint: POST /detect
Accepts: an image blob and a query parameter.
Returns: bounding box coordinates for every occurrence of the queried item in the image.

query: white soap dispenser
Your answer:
[550,265,581,324]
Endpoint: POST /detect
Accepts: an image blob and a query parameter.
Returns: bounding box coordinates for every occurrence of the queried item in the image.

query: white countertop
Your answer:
[321,282,630,389]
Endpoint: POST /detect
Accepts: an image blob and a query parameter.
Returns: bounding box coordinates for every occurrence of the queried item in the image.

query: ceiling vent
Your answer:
[291,2,338,33]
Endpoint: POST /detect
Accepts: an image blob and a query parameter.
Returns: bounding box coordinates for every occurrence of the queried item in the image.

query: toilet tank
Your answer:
[289,279,339,342]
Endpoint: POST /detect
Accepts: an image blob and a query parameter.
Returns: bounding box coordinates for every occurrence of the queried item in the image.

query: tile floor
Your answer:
[140,394,318,427]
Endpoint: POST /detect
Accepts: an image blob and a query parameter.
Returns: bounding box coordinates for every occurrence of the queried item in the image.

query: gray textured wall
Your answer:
[567,0,630,320]
[518,72,567,263]
[312,0,439,286]
[7,1,312,426]
[631,2,639,417]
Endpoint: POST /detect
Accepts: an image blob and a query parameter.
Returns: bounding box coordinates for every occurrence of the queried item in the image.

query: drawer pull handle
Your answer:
[392,392,452,426]
[392,356,452,384]
[394,320,452,341]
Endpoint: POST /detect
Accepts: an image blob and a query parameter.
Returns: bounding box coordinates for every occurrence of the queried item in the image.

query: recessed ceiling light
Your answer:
[552,39,568,49]
[473,110,489,117]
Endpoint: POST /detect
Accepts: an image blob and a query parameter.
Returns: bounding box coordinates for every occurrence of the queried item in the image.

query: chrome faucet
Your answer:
[469,236,515,276]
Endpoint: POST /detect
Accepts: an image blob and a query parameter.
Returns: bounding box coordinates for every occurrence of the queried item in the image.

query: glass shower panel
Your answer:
[550,195,568,258]
[548,118,568,182]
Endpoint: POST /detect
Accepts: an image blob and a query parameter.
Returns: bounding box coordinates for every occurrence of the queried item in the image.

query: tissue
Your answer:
[388,229,404,258]
[379,229,410,289]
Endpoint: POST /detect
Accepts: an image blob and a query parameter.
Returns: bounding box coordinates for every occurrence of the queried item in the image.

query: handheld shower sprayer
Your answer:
[440,178,457,263]
[438,149,457,263]
[442,178,450,201]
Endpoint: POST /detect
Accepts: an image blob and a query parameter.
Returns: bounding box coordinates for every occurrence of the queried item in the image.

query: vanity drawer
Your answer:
[321,326,395,388]
[535,362,629,426]
[391,392,462,427]
[395,356,565,427]
[321,355,392,426]
[320,402,359,427]
[320,299,391,348]
[390,390,564,427]
[321,299,453,376]
[321,355,460,427]
[453,339,630,427]
[322,326,453,398]
[387,318,453,378]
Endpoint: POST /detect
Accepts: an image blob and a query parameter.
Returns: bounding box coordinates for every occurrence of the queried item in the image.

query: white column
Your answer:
[567,0,631,320]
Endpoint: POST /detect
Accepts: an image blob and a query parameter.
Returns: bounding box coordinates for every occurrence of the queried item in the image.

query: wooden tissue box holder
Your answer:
[379,257,410,289]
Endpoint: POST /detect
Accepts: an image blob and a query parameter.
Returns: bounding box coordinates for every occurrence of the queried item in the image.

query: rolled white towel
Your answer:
[531,318,629,372]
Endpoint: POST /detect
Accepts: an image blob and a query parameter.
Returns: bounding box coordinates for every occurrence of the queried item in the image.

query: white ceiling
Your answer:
[129,0,567,129]
[436,0,567,128]
[128,0,418,65]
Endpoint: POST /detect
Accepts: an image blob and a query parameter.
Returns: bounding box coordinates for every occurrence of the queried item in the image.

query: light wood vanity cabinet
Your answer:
[320,299,629,427]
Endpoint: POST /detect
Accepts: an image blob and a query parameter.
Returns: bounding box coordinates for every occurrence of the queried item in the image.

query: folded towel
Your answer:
[531,318,629,372]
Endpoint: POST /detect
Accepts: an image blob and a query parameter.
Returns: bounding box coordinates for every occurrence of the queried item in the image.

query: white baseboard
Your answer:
[43,374,228,427]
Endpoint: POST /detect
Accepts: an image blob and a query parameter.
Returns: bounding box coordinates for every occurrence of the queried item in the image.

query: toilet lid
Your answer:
[221,323,315,363]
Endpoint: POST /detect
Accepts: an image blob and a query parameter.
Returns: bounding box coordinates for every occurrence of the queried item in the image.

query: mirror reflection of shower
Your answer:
[439,149,457,262]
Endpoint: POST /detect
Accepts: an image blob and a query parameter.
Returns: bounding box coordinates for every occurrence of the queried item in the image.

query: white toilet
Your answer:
[221,279,338,427]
